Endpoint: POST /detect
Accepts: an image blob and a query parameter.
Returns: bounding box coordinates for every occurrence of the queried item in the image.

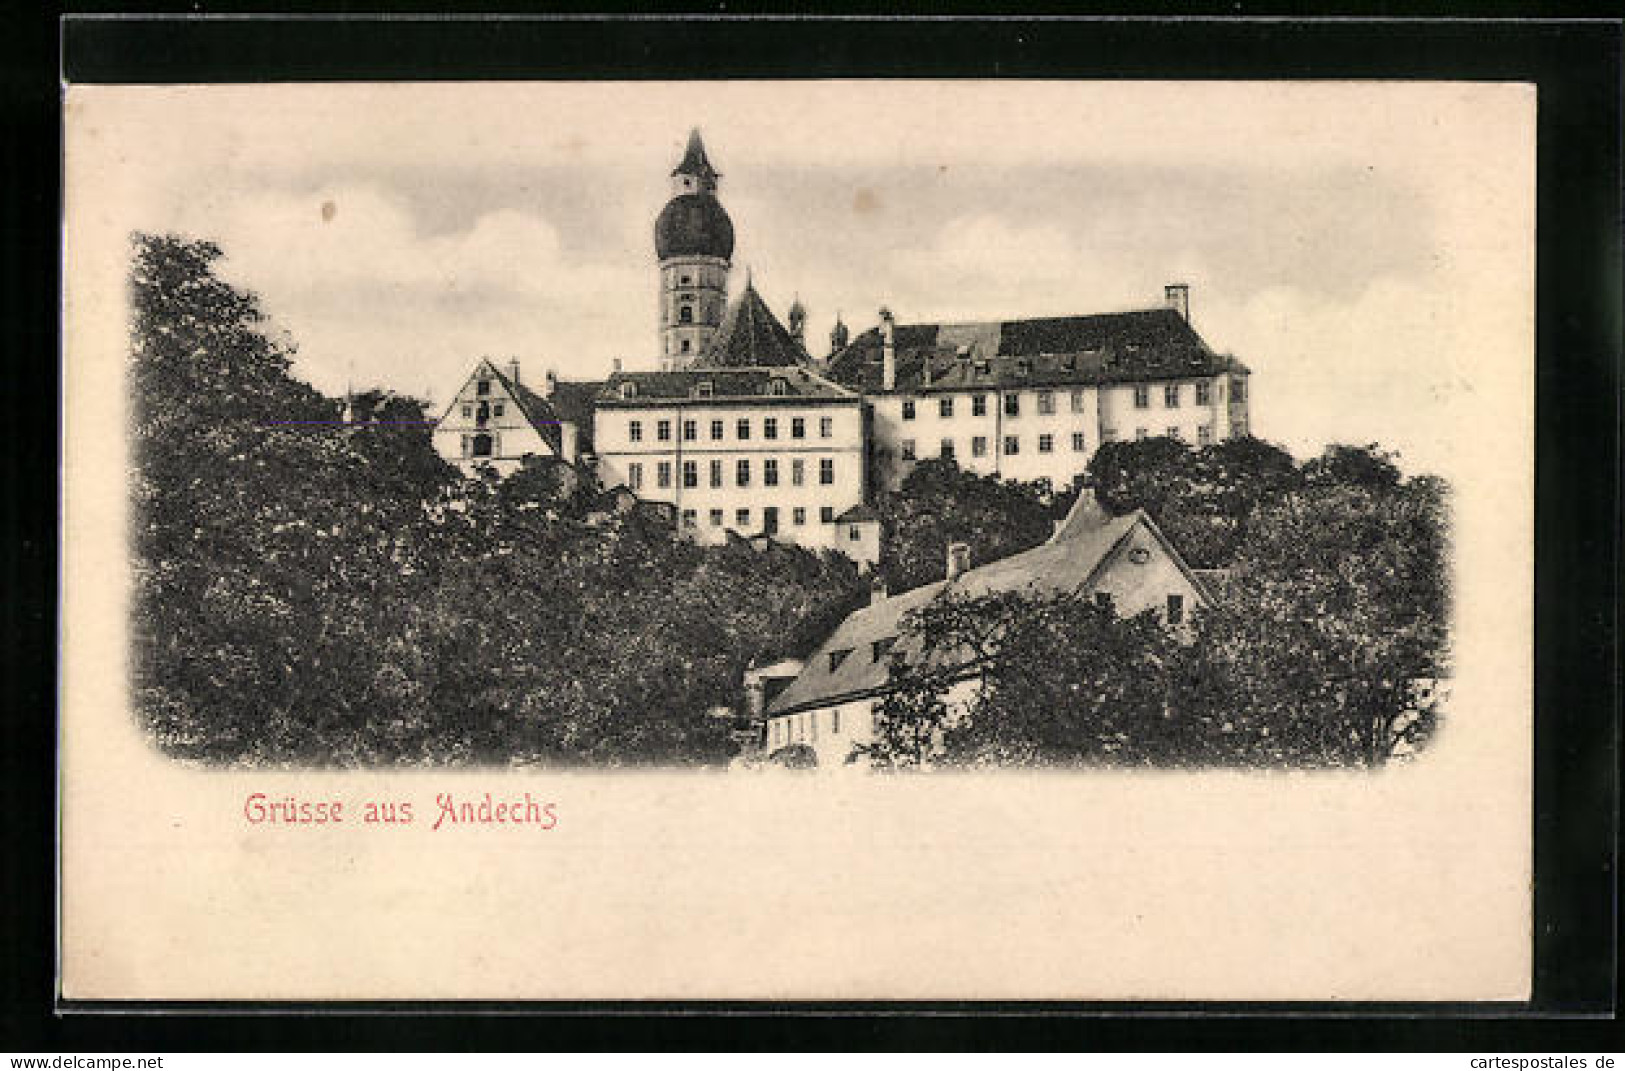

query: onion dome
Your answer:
[655,193,735,260]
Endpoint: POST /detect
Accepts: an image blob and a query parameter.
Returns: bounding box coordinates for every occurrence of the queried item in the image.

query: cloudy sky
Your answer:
[74,81,1533,477]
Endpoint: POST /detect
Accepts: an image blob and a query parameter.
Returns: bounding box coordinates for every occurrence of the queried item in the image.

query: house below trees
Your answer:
[760,491,1212,769]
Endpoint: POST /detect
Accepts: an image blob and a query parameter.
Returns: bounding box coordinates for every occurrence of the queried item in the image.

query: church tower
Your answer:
[654,129,735,369]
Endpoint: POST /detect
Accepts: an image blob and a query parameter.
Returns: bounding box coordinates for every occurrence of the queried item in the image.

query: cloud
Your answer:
[170,182,650,401]
[86,80,1530,472]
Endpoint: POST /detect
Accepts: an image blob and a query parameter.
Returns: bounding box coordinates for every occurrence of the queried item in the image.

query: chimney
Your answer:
[869,574,889,605]
[879,306,897,392]
[945,541,971,582]
[1165,283,1191,322]
[612,357,623,374]
[544,367,558,397]
[505,358,521,385]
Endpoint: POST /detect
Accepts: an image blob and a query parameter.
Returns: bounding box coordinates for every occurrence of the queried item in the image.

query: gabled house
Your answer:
[762,492,1213,768]
[433,358,594,476]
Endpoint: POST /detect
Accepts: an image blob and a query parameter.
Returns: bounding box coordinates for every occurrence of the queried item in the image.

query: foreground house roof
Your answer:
[826,307,1249,394]
[767,495,1208,718]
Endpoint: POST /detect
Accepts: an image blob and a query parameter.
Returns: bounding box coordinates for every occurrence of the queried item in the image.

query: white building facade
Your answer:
[591,366,875,561]
[830,294,1252,493]
[432,358,585,477]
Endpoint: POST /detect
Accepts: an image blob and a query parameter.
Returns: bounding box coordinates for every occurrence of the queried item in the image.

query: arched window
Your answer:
[472,433,493,458]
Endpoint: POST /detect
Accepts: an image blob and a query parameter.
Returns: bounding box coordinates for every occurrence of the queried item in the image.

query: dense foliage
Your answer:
[130,234,866,766]
[871,442,1450,769]
[874,459,1061,593]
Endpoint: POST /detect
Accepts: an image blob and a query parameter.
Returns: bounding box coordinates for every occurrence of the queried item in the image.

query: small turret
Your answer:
[787,295,807,346]
[829,312,850,356]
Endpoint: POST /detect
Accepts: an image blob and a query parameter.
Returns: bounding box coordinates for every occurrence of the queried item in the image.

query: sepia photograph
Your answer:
[60,78,1534,1001]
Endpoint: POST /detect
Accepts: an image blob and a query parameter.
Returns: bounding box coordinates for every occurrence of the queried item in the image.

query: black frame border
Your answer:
[3,10,1616,1051]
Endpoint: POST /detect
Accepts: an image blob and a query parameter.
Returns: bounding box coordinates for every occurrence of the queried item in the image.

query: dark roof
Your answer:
[654,193,735,261]
[826,307,1247,393]
[672,129,719,183]
[547,379,602,453]
[834,504,880,524]
[695,283,812,369]
[595,364,857,405]
[767,495,1206,718]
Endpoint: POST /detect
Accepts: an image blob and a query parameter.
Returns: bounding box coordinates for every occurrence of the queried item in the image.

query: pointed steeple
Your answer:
[672,128,720,187]
[829,311,850,356]
[694,283,811,368]
[787,293,807,346]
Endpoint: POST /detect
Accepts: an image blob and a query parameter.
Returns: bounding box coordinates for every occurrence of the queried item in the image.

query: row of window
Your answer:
[901,389,1084,421]
[1085,591,1185,623]
[826,634,897,674]
[899,426,1219,457]
[621,379,793,400]
[770,707,843,750]
[899,431,1092,461]
[628,414,835,443]
[461,402,503,420]
[1130,382,1218,410]
[1107,425,1216,445]
[896,381,1226,421]
[679,505,846,529]
[627,457,838,491]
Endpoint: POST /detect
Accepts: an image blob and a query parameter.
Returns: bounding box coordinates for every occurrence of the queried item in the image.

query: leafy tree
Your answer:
[1197,474,1450,766]
[1302,442,1403,491]
[1086,435,1301,568]
[870,590,1193,769]
[870,471,1449,769]
[129,233,867,768]
[874,458,1056,592]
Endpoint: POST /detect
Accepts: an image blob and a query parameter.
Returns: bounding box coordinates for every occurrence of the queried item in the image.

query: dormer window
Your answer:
[828,649,852,672]
[871,636,897,663]
[620,382,637,400]
[769,379,788,396]
[696,381,714,398]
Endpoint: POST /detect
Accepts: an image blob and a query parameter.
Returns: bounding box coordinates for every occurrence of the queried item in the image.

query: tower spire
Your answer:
[672,128,720,188]
[654,128,734,369]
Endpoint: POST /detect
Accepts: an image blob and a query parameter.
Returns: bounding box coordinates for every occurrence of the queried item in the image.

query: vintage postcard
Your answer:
[61,80,1533,1001]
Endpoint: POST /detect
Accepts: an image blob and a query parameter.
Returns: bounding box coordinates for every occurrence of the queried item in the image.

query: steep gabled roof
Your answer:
[826,307,1247,393]
[695,282,811,369]
[767,494,1208,718]
[488,364,565,454]
[437,359,566,454]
